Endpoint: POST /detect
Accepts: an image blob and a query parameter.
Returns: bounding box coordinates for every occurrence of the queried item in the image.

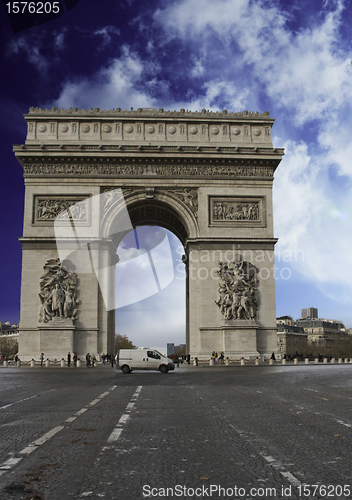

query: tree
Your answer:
[0,337,18,360]
[115,334,136,354]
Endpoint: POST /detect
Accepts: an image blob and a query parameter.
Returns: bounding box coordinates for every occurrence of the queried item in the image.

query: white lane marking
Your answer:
[0,457,23,469]
[263,455,276,463]
[20,445,38,455]
[33,426,64,446]
[336,419,352,428]
[107,386,142,443]
[75,408,88,416]
[281,471,301,486]
[107,428,123,443]
[0,389,56,410]
[98,392,109,398]
[89,399,100,406]
[66,416,77,423]
[303,388,318,393]
[118,414,130,425]
[1,385,118,476]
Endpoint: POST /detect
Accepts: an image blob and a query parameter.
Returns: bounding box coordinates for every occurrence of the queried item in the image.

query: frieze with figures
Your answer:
[33,196,89,224]
[210,196,265,226]
[23,162,276,178]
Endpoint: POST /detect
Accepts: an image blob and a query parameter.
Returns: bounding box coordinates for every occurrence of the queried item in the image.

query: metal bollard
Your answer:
[338,358,343,364]
[323,358,327,364]
[3,360,7,367]
[240,358,245,366]
[193,359,197,366]
[17,360,21,367]
[269,358,273,365]
[315,358,319,364]
[30,359,35,367]
[282,358,286,365]
[225,357,229,366]
[61,359,65,368]
[45,359,50,367]
[77,359,81,367]
[209,358,215,366]
[305,358,309,364]
[345,358,349,363]
[256,358,260,366]
[294,358,298,365]
[331,357,335,364]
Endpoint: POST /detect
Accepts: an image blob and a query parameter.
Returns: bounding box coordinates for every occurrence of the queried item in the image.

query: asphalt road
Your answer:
[0,363,352,499]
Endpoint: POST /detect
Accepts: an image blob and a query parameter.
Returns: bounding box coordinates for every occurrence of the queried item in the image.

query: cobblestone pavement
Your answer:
[0,363,352,499]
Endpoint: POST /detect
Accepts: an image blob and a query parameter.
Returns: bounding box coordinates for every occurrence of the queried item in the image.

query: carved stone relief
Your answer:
[34,196,88,223]
[215,260,258,320]
[169,189,198,217]
[24,163,276,178]
[38,259,80,323]
[213,201,259,221]
[209,196,265,226]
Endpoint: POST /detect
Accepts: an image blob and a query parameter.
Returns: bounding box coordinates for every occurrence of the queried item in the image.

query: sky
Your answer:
[1,0,352,349]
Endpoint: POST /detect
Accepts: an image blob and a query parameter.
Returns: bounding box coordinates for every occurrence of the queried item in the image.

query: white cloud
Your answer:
[7,35,49,72]
[154,0,352,125]
[53,46,160,110]
[274,137,352,304]
[93,26,120,49]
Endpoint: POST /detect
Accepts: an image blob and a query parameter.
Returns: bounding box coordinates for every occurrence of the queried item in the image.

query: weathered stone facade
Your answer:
[14,107,283,361]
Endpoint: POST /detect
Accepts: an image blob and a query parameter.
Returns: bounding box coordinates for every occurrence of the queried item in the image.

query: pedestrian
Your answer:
[270,352,276,362]
[111,354,114,367]
[86,353,91,367]
[73,353,78,367]
[67,352,71,367]
[40,353,44,366]
[102,353,106,366]
[92,354,96,368]
[186,354,190,364]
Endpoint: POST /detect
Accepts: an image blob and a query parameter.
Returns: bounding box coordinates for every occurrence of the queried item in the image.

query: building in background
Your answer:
[0,321,19,337]
[301,307,318,320]
[277,307,349,355]
[167,343,186,357]
[277,316,307,355]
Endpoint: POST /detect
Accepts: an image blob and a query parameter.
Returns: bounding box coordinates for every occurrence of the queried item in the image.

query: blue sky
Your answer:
[1,0,352,348]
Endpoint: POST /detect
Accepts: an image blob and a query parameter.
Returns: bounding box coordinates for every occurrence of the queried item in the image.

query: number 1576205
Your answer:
[5,2,61,14]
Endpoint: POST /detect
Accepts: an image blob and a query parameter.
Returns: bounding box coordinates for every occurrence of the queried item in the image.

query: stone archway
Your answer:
[14,107,283,361]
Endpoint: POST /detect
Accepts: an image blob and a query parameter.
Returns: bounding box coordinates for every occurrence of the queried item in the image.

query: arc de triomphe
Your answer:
[14,107,283,361]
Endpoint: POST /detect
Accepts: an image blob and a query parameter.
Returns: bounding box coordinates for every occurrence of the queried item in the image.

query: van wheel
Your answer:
[160,365,168,374]
[121,365,131,374]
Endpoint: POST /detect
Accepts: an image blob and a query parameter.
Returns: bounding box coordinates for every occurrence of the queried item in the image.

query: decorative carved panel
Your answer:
[209,196,266,227]
[33,195,91,225]
[23,162,276,178]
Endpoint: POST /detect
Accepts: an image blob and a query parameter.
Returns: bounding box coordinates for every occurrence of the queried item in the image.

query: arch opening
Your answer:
[115,225,186,354]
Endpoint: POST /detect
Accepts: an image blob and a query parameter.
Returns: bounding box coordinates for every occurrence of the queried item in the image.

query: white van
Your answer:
[118,348,175,374]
